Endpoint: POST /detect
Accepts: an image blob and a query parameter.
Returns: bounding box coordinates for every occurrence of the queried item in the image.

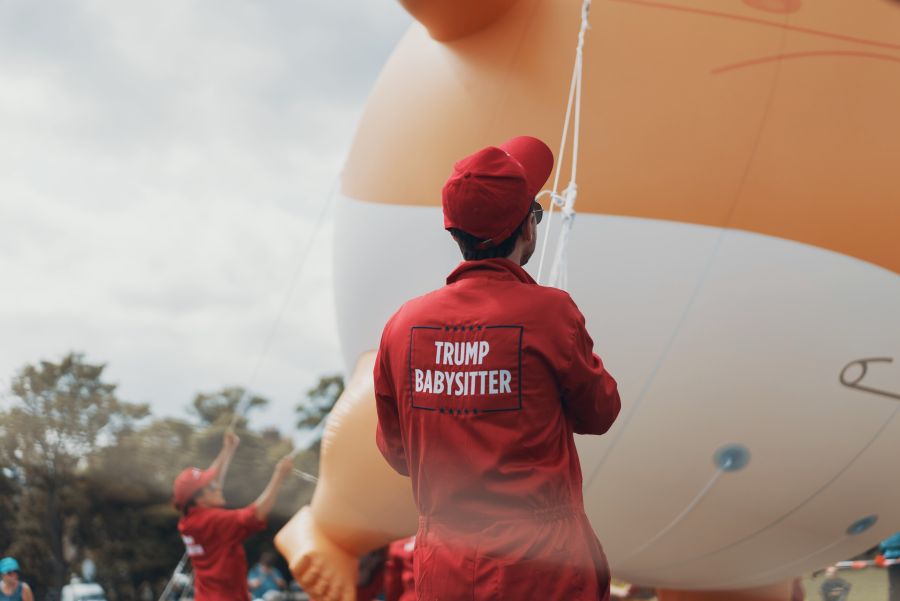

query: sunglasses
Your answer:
[531,200,543,225]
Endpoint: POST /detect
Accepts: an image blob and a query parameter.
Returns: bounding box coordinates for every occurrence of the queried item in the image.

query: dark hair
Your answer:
[181,499,195,516]
[449,217,528,261]
[181,489,205,516]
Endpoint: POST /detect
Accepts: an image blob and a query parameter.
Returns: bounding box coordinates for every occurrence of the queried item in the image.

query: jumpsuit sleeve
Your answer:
[374,316,410,476]
[559,298,621,435]
[209,505,267,544]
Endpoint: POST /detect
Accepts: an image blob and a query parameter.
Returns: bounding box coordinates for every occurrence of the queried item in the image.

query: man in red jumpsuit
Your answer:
[374,136,621,600]
[173,431,294,601]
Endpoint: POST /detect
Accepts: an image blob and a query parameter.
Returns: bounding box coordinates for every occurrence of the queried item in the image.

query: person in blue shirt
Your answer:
[880,532,900,601]
[247,551,287,600]
[819,566,850,601]
[0,558,34,601]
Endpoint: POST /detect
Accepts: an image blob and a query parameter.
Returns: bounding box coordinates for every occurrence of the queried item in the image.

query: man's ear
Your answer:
[398,0,520,41]
[522,214,536,243]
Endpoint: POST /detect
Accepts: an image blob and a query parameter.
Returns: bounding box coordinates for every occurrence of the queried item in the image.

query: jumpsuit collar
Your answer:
[446,258,537,285]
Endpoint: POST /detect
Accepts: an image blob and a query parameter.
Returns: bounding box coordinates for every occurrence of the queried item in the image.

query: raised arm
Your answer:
[209,430,240,489]
[254,455,295,521]
[398,0,520,41]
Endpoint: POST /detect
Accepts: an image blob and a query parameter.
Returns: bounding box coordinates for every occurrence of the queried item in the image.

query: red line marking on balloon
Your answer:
[713,50,900,73]
[608,0,900,52]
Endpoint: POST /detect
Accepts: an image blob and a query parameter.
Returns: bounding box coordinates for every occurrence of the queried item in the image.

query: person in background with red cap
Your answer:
[374,136,621,600]
[173,431,295,601]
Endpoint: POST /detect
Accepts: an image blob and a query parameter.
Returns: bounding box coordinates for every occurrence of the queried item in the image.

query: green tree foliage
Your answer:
[73,417,197,597]
[0,468,16,556]
[288,374,345,511]
[191,386,268,427]
[296,374,344,432]
[0,352,149,599]
[0,356,340,600]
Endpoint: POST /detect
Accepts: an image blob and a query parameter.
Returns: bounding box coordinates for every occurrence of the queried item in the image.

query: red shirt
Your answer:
[178,504,266,601]
[375,258,620,522]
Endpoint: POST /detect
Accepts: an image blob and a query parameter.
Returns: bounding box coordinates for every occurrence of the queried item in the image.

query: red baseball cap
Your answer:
[442,136,554,247]
[173,466,218,508]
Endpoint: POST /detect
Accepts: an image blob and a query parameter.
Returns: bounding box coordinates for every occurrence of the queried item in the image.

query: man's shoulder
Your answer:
[183,506,243,526]
[428,279,576,306]
[380,279,589,355]
[386,282,582,328]
[505,282,583,318]
[531,283,577,305]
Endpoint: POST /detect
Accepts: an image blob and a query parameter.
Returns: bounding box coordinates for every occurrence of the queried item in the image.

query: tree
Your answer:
[0,354,345,599]
[69,416,199,598]
[295,374,344,432]
[0,352,149,599]
[191,386,268,427]
[0,467,19,559]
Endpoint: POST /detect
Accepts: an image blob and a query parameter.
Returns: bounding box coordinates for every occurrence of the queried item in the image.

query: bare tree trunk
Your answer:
[44,478,66,601]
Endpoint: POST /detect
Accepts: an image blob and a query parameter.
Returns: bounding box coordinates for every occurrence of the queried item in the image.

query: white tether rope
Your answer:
[536,0,592,290]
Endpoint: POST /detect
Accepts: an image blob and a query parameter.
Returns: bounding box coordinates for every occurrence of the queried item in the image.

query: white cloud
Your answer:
[0,0,412,439]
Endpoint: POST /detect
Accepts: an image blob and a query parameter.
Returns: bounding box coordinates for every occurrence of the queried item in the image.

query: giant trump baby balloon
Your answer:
[276,0,900,599]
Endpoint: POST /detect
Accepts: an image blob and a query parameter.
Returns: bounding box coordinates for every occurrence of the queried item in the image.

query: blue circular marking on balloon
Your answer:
[846,515,878,536]
[714,444,751,472]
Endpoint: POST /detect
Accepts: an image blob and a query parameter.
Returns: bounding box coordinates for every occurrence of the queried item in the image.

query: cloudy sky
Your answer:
[0,1,412,439]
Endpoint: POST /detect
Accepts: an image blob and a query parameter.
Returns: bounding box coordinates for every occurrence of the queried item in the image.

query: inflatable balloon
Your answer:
[277,0,900,599]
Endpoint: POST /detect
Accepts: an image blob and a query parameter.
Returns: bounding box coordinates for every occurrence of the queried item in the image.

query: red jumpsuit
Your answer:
[178,504,266,601]
[384,537,416,601]
[375,258,621,601]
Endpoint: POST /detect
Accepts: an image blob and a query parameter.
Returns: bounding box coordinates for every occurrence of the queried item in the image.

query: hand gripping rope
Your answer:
[536,0,592,290]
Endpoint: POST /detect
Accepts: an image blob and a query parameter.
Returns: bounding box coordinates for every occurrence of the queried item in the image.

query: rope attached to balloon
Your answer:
[536,0,592,290]
[157,552,190,601]
[227,171,341,434]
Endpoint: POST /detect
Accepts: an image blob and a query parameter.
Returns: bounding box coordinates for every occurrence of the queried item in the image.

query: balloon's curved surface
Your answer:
[321,0,900,591]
